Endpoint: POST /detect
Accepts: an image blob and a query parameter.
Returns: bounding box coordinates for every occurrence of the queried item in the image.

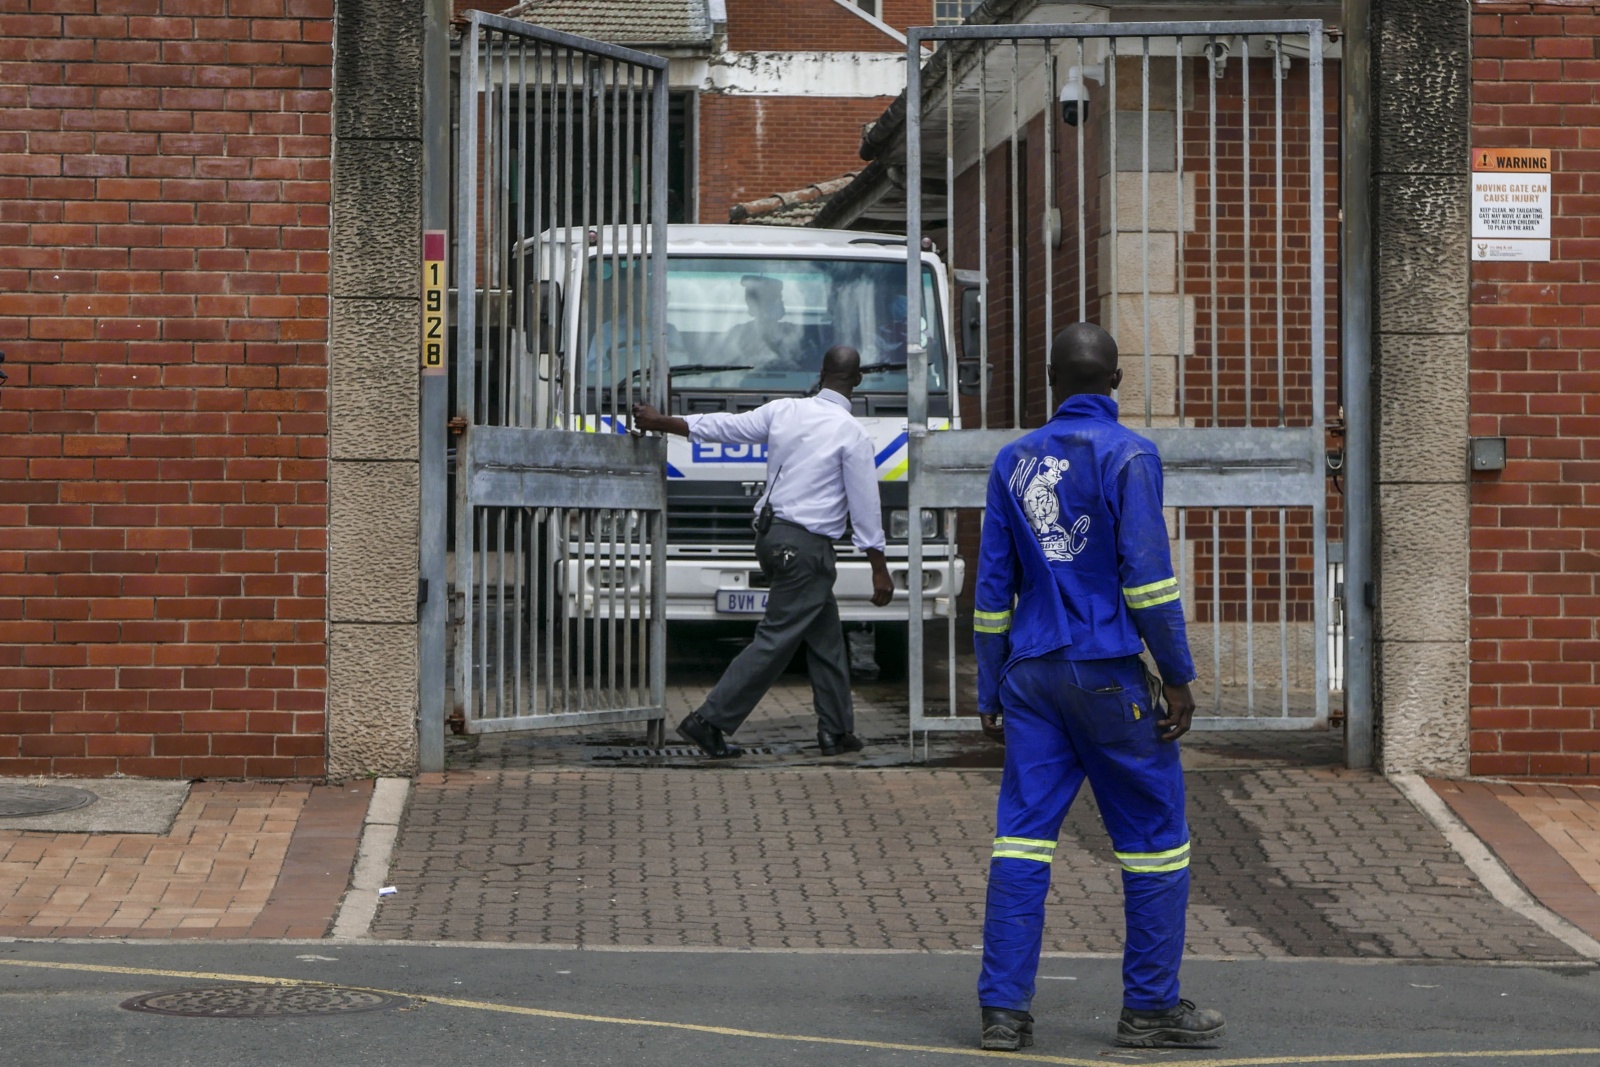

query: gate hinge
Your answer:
[417,578,428,606]
[448,417,467,435]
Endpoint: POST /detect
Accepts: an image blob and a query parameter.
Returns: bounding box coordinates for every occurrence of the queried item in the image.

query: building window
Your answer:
[934,0,980,23]
[854,0,880,17]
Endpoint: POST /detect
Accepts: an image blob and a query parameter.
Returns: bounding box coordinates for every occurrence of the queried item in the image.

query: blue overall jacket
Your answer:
[974,394,1196,713]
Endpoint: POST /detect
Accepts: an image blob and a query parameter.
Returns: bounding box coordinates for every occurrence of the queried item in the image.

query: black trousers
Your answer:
[695,521,853,737]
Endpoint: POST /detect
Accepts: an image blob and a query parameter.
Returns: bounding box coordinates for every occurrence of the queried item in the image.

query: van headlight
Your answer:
[888,509,938,540]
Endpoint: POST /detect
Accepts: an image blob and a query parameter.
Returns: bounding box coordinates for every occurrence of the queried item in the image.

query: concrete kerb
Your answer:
[1391,773,1600,960]
[330,777,411,940]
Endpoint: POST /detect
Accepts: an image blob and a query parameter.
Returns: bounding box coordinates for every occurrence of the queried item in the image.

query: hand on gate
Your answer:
[980,713,1005,745]
[1158,682,1196,742]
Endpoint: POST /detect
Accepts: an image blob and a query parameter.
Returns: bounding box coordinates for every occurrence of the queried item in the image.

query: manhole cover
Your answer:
[0,783,97,818]
[120,985,409,1018]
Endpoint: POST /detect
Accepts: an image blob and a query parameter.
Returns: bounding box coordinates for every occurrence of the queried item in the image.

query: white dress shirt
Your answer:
[684,389,886,552]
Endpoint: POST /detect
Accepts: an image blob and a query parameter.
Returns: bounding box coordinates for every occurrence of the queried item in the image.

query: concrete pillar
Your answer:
[326,0,425,778]
[1370,0,1472,774]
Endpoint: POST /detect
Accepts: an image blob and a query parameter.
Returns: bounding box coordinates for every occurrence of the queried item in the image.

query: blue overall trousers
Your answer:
[978,651,1190,1014]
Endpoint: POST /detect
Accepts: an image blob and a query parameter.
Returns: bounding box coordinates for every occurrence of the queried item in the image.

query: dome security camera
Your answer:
[1060,66,1089,126]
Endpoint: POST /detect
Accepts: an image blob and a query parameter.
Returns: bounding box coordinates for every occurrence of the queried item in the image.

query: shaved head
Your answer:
[1048,323,1121,398]
[821,345,860,380]
[817,345,863,398]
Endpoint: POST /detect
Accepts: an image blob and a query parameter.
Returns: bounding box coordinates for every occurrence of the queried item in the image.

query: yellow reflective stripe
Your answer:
[992,837,1056,863]
[1114,842,1190,874]
[1124,577,1181,610]
[1123,578,1178,597]
[994,836,1056,849]
[973,608,1012,634]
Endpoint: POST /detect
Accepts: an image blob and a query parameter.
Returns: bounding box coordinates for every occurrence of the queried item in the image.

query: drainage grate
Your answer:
[0,783,97,819]
[120,985,409,1018]
[592,745,783,759]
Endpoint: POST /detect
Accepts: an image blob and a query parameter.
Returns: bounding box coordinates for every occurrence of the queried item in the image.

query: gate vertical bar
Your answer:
[648,66,670,735]
[1140,36,1151,427]
[1309,31,1330,725]
[454,18,481,729]
[1009,37,1022,423]
[1174,39,1185,425]
[905,28,927,752]
[1042,48,1055,414]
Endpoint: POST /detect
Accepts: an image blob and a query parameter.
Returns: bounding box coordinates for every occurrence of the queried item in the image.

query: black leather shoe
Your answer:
[677,713,742,759]
[818,730,865,756]
[1116,999,1225,1048]
[980,1007,1034,1051]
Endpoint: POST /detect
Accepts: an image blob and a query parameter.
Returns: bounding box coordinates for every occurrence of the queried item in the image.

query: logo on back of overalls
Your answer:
[1009,455,1090,562]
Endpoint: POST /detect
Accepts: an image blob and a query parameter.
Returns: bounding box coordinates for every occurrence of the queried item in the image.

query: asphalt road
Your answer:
[2,940,1598,1067]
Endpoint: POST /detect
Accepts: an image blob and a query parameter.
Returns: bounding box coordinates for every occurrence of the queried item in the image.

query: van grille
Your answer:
[667,500,756,544]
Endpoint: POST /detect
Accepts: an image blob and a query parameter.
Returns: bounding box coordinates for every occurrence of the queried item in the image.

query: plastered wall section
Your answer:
[1371,0,1473,775]
[326,0,424,778]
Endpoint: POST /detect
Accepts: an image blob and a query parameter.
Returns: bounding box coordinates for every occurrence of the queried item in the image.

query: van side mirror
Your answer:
[527,281,562,355]
[957,281,984,397]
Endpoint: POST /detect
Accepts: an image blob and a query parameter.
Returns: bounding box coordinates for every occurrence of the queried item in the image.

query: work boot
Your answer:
[980,1007,1034,1051]
[1115,999,1225,1048]
[817,729,864,756]
[676,712,742,759]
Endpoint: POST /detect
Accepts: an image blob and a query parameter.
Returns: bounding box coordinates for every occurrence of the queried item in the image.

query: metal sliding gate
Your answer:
[904,20,1333,738]
[452,13,670,738]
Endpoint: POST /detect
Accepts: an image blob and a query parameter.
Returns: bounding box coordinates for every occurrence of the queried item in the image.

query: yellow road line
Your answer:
[5,957,1598,1067]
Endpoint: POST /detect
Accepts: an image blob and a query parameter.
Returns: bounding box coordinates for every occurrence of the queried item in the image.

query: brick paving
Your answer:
[372,753,1577,960]
[1431,778,1600,943]
[0,781,366,939]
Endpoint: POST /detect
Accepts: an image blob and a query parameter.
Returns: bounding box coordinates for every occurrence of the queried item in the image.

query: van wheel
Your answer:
[873,622,909,681]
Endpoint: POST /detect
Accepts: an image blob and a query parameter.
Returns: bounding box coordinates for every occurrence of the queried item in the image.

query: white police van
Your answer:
[536,225,966,677]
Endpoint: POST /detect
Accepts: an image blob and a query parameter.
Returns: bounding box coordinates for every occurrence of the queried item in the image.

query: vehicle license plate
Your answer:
[715,589,768,614]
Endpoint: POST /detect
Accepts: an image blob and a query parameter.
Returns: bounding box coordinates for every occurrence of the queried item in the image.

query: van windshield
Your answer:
[583,256,945,394]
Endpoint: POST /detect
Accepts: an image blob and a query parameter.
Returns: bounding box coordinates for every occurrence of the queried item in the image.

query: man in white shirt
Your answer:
[633,346,895,758]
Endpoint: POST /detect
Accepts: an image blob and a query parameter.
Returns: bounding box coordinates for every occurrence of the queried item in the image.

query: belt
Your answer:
[758,516,832,542]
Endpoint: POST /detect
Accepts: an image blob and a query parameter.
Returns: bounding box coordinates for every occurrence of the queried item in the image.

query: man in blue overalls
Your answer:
[973,323,1224,1051]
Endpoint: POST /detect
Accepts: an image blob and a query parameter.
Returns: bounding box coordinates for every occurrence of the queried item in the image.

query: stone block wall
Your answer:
[1371,0,1472,775]
[326,0,423,779]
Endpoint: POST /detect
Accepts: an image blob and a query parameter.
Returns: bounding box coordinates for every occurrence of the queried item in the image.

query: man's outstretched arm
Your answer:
[634,402,775,444]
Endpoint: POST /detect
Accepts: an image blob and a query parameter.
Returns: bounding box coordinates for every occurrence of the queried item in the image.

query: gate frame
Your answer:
[440,11,672,742]
[902,19,1330,739]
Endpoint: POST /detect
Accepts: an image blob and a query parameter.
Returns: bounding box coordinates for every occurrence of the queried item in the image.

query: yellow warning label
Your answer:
[1472,148,1551,173]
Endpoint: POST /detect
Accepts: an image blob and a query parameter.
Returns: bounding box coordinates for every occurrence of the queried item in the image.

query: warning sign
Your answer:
[1471,148,1550,262]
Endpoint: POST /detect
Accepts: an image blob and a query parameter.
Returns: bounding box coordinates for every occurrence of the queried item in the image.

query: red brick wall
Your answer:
[878,0,934,34]
[1184,57,1341,625]
[726,0,902,52]
[0,1,332,778]
[1468,4,1600,778]
[699,94,890,221]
